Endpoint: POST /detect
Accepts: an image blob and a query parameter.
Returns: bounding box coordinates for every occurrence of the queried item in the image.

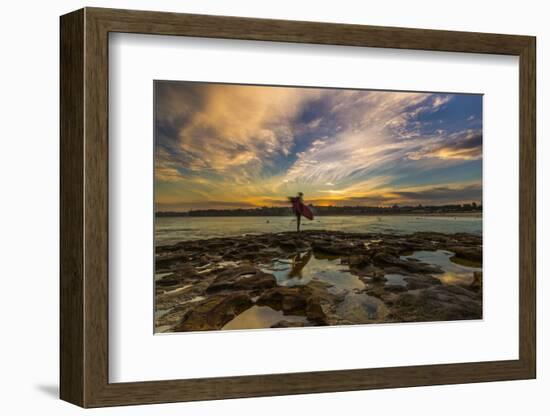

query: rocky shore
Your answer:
[155,230,482,332]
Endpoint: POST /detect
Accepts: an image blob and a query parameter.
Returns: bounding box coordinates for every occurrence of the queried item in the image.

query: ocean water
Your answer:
[155,215,482,246]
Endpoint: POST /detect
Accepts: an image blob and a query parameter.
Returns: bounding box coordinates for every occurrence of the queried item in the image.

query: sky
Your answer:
[154,81,482,212]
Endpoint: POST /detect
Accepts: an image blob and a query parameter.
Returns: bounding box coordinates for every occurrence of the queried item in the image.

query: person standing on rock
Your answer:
[288,192,314,232]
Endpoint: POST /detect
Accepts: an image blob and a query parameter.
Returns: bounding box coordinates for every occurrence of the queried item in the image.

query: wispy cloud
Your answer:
[405,129,482,161]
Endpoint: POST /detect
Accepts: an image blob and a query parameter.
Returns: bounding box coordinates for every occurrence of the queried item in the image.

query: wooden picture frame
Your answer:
[60,7,536,408]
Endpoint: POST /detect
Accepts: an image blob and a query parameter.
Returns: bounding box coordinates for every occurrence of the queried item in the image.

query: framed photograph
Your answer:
[60,7,536,407]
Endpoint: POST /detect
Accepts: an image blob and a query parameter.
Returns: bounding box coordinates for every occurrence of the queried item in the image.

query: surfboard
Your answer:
[300,204,314,220]
[291,198,314,220]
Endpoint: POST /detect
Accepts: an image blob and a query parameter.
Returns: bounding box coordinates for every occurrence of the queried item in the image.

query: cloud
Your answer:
[405,129,482,161]
[164,83,320,178]
[155,200,257,212]
[155,82,482,210]
[389,182,481,203]
[318,176,395,195]
[311,182,482,207]
[281,92,459,186]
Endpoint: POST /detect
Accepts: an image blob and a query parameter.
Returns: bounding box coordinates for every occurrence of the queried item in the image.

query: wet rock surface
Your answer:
[155,230,482,332]
[173,293,253,332]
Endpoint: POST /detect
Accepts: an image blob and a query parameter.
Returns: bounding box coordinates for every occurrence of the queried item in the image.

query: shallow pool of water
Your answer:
[222,305,307,330]
[260,251,365,293]
[384,274,409,286]
[401,250,481,284]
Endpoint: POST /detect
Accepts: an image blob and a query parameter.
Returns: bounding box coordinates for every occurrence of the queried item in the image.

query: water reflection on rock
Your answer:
[401,250,481,285]
[261,250,365,293]
[384,274,409,287]
[223,305,308,330]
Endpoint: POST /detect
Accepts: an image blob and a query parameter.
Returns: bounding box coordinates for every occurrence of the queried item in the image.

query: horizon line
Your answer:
[155,202,482,214]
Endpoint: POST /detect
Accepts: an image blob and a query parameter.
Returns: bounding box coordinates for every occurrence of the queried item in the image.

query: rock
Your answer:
[155,230,483,331]
[257,287,308,314]
[155,266,202,289]
[156,275,188,288]
[448,245,482,267]
[402,260,443,274]
[469,271,482,292]
[257,280,340,324]
[271,320,307,328]
[173,293,253,331]
[388,285,481,322]
[404,275,442,290]
[156,309,187,330]
[363,283,406,304]
[206,266,276,293]
[344,255,371,267]
[278,240,298,251]
[238,243,268,252]
[370,251,390,263]
[335,294,389,323]
[372,252,442,274]
[155,253,190,270]
[384,284,408,293]
[312,240,360,256]
[354,264,385,279]
[305,296,328,324]
[371,272,387,282]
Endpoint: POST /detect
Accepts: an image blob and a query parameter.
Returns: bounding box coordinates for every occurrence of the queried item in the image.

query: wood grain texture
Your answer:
[518,38,536,376]
[59,7,537,408]
[59,8,84,406]
[83,10,110,406]
[88,7,532,55]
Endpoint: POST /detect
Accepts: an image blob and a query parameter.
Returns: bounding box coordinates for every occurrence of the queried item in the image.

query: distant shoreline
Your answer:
[156,203,482,218]
[389,212,482,218]
[156,212,482,218]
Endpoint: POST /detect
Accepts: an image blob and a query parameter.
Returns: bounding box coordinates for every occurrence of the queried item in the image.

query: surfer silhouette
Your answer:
[288,192,314,232]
